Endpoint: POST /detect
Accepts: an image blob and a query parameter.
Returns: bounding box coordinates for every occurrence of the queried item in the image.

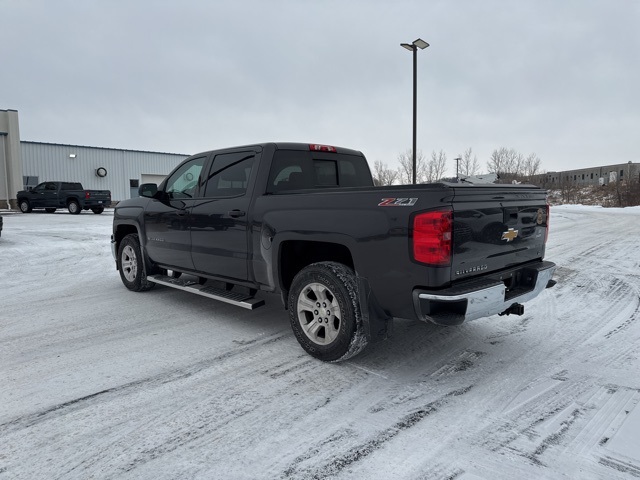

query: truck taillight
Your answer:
[412,208,453,266]
[309,144,337,153]
[85,191,90,199]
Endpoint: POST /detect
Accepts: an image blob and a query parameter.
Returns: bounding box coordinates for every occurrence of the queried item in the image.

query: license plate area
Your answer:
[503,267,538,300]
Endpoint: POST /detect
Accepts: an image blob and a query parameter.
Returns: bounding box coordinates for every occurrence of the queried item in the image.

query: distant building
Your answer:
[531,162,640,188]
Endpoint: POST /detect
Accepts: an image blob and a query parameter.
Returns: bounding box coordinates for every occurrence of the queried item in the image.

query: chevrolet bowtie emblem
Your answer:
[501,228,519,242]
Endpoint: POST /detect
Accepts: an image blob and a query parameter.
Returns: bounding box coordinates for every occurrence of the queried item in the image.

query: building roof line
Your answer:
[21,140,189,157]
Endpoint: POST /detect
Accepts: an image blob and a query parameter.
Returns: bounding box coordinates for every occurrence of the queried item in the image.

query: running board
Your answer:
[147,275,265,310]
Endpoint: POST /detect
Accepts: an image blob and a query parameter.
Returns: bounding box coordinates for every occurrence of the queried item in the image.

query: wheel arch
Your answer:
[113,223,142,269]
[279,239,354,294]
[278,239,393,345]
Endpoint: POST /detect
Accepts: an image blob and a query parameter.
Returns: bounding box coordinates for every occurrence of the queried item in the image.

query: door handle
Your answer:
[228,210,246,218]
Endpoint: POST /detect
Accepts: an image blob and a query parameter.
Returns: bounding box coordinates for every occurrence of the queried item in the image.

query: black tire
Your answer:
[117,234,155,292]
[19,199,32,213]
[288,262,368,362]
[91,207,104,214]
[45,208,56,213]
[68,200,81,215]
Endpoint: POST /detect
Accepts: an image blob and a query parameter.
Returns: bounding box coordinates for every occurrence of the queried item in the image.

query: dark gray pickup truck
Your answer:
[17,181,111,214]
[111,142,556,361]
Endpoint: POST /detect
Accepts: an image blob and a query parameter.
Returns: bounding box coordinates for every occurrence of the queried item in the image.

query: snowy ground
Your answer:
[1,205,639,479]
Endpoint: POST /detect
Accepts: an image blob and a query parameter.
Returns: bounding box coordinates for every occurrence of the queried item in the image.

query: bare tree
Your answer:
[488,147,541,183]
[623,163,640,206]
[372,160,399,186]
[522,153,541,179]
[459,148,480,177]
[397,149,426,184]
[427,150,448,182]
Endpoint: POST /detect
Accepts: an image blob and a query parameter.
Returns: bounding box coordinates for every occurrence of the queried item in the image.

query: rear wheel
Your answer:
[68,200,81,215]
[118,234,155,292]
[91,207,104,214]
[288,262,367,362]
[19,200,32,213]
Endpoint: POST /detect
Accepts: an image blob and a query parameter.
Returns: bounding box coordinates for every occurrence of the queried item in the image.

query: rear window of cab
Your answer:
[267,150,373,193]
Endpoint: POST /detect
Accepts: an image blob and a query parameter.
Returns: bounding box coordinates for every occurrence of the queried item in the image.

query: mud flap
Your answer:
[357,276,393,343]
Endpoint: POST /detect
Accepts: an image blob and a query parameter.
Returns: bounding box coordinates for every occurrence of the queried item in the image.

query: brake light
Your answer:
[85,191,90,199]
[309,144,337,153]
[412,208,452,265]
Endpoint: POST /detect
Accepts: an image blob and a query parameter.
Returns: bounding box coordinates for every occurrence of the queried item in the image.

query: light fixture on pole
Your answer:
[401,38,429,184]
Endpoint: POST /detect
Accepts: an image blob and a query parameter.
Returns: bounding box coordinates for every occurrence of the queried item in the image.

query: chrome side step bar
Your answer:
[147,275,265,310]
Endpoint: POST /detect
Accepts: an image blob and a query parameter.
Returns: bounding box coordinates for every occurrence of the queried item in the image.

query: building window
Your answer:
[620,170,624,178]
[130,179,139,188]
[574,175,577,180]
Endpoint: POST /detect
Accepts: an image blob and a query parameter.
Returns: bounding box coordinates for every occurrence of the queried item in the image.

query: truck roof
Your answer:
[191,142,365,158]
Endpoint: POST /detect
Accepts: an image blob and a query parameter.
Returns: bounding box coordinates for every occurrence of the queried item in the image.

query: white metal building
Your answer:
[1,109,189,206]
[21,141,188,202]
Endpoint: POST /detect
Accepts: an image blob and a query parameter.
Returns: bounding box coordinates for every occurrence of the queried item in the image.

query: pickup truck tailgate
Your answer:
[451,184,548,282]
[87,190,111,202]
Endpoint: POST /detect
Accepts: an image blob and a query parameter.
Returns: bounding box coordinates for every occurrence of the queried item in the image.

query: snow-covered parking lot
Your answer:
[1,205,639,479]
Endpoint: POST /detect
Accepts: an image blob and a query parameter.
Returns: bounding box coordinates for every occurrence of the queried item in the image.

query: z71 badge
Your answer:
[378,198,418,207]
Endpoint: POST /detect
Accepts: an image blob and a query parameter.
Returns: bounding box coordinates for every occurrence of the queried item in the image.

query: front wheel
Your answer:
[19,200,32,213]
[68,200,81,215]
[118,234,155,292]
[288,262,368,362]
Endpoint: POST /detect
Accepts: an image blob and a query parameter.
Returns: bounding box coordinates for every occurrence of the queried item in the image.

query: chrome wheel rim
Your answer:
[296,283,341,345]
[20,202,28,212]
[121,245,138,282]
[69,202,79,213]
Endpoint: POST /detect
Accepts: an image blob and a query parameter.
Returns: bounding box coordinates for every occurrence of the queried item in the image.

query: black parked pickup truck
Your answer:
[111,142,556,361]
[18,181,111,214]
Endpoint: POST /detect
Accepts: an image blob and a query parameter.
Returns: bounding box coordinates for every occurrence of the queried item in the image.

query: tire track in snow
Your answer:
[0,332,289,434]
[281,386,473,479]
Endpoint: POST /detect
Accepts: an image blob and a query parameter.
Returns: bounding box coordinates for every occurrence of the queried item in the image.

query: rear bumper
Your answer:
[83,200,110,207]
[413,260,556,326]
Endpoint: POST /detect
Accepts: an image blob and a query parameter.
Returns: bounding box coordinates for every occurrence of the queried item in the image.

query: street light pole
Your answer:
[454,157,461,182]
[401,38,429,185]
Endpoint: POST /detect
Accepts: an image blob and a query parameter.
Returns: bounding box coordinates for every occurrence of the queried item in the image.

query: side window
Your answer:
[45,182,57,191]
[203,152,255,198]
[33,183,47,193]
[164,156,206,199]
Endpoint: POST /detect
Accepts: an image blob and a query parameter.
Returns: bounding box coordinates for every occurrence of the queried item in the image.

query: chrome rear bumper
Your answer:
[414,261,556,326]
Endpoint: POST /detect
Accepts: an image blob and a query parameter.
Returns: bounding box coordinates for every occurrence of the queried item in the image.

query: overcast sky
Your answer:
[1,0,638,175]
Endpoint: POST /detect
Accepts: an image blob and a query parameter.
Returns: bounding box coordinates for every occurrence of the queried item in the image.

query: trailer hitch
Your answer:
[499,303,525,316]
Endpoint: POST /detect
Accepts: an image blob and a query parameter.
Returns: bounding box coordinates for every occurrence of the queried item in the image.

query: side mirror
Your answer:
[139,183,158,198]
